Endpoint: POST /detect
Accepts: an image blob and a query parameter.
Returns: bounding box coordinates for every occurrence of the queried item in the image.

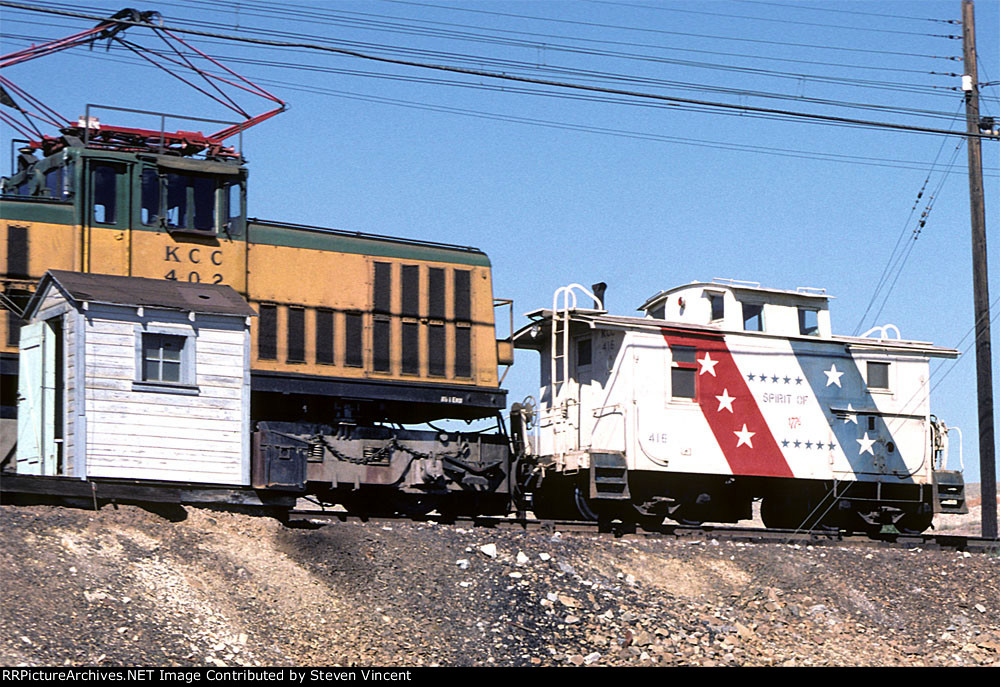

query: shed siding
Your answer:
[83,306,248,485]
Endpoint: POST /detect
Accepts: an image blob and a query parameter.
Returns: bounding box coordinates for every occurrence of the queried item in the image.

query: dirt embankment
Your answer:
[1,503,998,667]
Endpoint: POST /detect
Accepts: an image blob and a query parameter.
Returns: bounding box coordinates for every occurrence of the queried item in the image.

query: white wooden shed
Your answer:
[16,270,256,486]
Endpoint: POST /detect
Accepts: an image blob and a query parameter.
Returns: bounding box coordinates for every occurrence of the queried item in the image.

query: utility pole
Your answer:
[961,0,997,540]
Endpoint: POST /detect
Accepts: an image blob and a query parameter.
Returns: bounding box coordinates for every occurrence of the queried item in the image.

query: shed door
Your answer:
[16,320,60,475]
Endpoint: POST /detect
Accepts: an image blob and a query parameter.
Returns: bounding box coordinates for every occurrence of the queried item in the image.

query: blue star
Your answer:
[747,373,756,381]
[781,439,789,448]
[793,440,802,448]
[771,375,779,383]
[795,377,803,385]
[783,376,791,384]
[805,440,813,449]
[828,442,836,451]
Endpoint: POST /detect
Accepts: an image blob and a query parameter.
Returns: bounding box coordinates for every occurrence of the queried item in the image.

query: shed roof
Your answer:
[28,270,257,318]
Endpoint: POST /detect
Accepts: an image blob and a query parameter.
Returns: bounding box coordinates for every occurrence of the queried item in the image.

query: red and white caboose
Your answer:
[512,280,967,533]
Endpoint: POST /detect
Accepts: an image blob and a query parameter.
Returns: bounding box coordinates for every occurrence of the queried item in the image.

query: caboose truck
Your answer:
[1,10,513,514]
[512,282,967,534]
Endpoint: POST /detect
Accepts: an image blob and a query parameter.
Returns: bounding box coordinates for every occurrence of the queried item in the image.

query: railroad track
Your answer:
[286,509,1000,555]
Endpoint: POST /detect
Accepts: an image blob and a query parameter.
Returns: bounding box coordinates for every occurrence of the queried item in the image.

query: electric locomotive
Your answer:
[0,9,514,514]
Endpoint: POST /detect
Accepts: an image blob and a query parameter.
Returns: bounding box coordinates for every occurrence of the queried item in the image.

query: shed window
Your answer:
[671,345,697,399]
[577,338,592,367]
[141,333,186,383]
[867,362,890,390]
[742,303,764,332]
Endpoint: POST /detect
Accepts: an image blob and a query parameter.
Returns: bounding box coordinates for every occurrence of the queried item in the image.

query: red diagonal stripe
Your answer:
[662,328,793,478]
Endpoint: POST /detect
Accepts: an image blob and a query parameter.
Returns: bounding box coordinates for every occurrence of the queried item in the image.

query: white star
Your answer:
[716,388,735,413]
[734,424,755,448]
[857,432,876,456]
[824,363,844,388]
[698,352,719,376]
[843,403,858,424]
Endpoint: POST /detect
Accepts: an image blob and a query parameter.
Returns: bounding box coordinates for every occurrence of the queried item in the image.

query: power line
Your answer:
[736,0,959,24]
[586,0,956,37]
[0,1,989,140]
[379,0,958,60]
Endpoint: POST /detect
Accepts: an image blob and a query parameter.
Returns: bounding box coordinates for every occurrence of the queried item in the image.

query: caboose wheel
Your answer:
[895,511,933,535]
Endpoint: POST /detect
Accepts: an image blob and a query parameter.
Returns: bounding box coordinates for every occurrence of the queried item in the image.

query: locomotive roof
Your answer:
[26,270,258,319]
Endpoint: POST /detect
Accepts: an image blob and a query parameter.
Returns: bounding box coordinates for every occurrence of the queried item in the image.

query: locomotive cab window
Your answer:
[166,172,216,236]
[90,162,126,226]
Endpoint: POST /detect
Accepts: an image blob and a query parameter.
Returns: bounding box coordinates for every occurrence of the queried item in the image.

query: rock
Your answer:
[584,652,601,665]
[565,615,581,625]
[516,551,530,566]
[456,559,470,569]
[558,594,579,608]
[975,604,987,614]
[568,654,585,666]
[539,553,552,562]
[479,544,497,558]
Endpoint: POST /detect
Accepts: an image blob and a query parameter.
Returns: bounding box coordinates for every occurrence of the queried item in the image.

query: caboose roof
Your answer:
[638,279,831,313]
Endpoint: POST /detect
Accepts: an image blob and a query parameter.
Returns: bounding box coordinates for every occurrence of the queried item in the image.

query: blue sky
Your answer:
[2,0,997,482]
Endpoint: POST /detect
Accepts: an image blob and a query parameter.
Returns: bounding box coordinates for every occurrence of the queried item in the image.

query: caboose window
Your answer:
[867,361,890,390]
[671,346,697,400]
[742,303,764,332]
[799,308,819,336]
[708,292,724,321]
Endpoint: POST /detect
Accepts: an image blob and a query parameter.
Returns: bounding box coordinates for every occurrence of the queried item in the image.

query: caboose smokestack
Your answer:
[592,282,607,310]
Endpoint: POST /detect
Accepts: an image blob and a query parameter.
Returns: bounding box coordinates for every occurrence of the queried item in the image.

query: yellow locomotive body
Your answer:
[2,144,511,512]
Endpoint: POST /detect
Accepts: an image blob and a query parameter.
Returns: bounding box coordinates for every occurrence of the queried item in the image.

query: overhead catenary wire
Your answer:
[0,23,971,126]
[0,1,991,140]
[6,28,998,179]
